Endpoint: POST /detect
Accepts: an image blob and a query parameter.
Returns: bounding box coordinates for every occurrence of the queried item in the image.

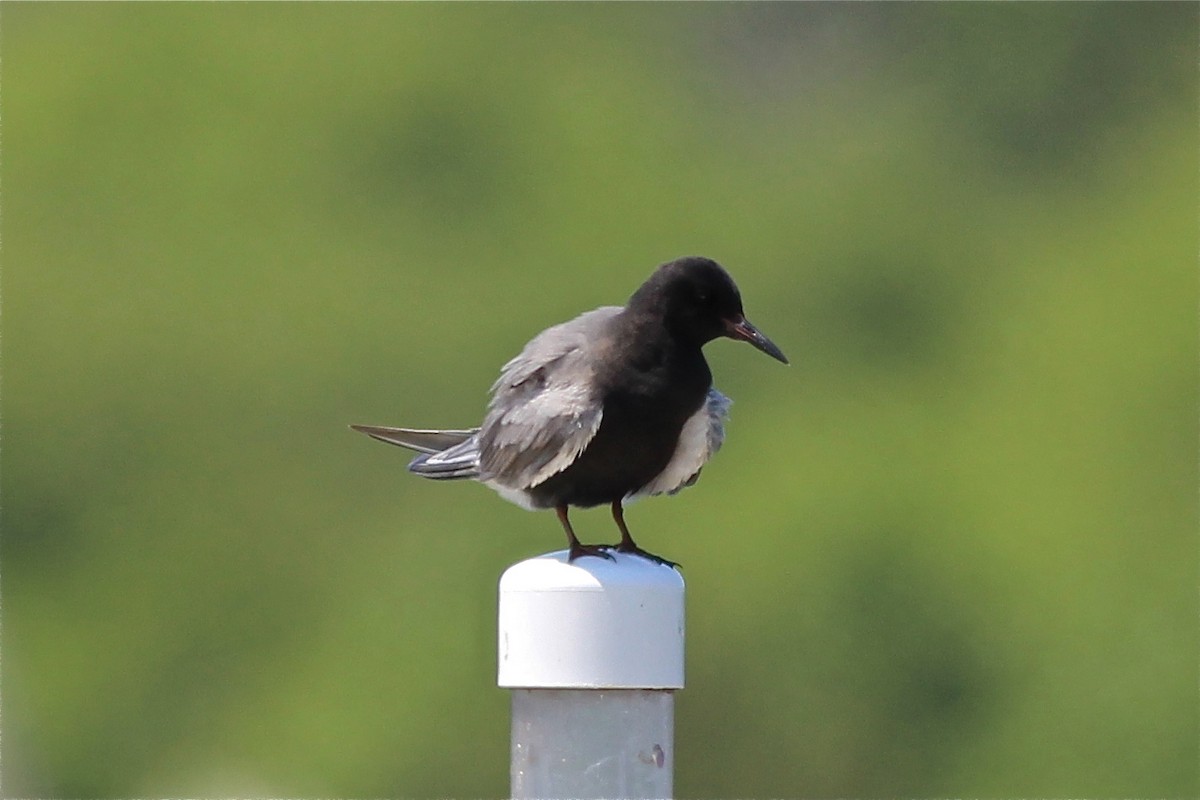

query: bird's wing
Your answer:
[637,387,732,498]
[349,425,482,479]
[349,425,479,454]
[478,307,620,490]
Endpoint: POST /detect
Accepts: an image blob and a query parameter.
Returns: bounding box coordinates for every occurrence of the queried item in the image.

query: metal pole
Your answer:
[499,551,685,800]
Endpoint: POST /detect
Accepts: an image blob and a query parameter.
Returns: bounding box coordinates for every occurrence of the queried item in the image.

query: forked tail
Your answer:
[350,424,481,480]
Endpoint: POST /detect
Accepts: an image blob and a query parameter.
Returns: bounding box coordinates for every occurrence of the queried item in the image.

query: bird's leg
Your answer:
[557,505,614,562]
[607,501,679,569]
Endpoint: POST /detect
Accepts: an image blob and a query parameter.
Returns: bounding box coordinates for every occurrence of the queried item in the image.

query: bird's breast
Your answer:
[524,379,707,509]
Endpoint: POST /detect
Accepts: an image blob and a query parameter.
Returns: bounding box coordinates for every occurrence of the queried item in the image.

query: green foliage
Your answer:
[3,3,1195,797]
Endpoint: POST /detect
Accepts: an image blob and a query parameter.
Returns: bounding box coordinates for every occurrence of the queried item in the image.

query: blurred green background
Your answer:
[3,2,1196,797]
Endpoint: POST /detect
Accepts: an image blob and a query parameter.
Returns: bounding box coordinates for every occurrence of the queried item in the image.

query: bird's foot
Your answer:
[603,543,680,569]
[567,542,617,563]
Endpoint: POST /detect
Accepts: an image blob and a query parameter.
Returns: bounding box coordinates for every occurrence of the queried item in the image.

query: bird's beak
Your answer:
[724,315,789,364]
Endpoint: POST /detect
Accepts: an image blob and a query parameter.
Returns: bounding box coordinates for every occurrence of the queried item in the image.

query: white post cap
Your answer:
[498,550,685,689]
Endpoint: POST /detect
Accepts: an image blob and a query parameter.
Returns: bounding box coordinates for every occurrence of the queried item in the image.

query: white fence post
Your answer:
[498,551,685,799]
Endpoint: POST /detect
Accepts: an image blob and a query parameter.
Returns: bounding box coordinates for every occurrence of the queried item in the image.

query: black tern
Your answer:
[352,256,787,567]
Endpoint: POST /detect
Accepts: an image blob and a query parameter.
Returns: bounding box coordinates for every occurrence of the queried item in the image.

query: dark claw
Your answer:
[602,543,680,570]
[568,542,617,563]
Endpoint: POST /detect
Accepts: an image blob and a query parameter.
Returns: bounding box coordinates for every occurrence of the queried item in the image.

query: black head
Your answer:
[628,256,788,363]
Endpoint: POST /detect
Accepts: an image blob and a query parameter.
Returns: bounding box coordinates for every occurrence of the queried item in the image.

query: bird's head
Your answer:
[629,256,789,364]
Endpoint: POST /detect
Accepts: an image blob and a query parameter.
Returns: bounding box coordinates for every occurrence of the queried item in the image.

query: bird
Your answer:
[351,256,787,567]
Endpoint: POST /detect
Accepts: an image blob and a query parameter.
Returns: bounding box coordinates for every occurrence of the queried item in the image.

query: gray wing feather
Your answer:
[478,307,618,489]
[350,425,479,454]
[638,388,732,497]
[350,425,482,479]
